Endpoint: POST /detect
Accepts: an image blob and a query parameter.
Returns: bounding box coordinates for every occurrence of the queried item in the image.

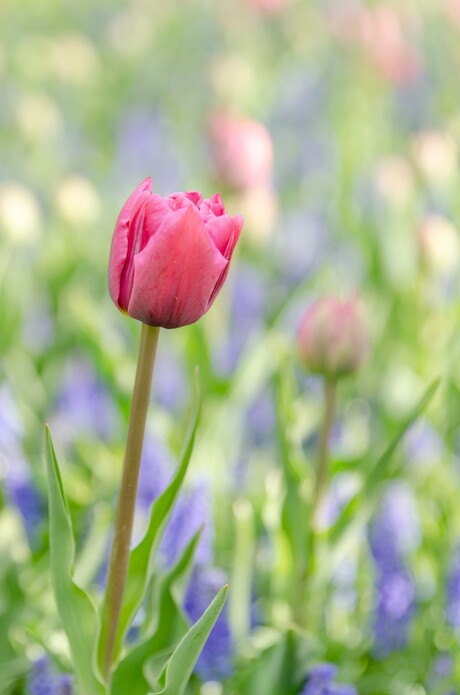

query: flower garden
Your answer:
[1,1,460,693]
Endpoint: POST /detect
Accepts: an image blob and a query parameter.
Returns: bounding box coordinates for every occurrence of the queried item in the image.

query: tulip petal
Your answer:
[118,191,151,310]
[129,206,227,328]
[108,177,152,306]
[207,214,244,306]
[206,216,235,256]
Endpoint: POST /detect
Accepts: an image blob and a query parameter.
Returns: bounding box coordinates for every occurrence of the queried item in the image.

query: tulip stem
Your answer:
[100,322,160,682]
[296,378,336,628]
[312,378,336,530]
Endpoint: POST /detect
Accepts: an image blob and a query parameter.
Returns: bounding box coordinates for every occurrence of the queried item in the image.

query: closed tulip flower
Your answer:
[109,177,243,328]
[298,296,369,380]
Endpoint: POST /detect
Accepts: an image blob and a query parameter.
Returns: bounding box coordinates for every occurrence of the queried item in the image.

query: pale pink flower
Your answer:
[210,114,273,192]
[298,296,369,379]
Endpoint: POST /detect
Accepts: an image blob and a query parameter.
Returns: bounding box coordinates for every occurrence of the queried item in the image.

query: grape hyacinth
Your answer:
[160,479,213,567]
[369,481,419,656]
[0,383,23,449]
[446,545,460,628]
[27,656,73,695]
[300,663,357,695]
[4,454,45,544]
[134,435,213,567]
[184,567,233,682]
[0,385,45,545]
[214,262,268,376]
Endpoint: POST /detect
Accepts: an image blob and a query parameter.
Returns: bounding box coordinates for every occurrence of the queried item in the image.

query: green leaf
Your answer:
[234,627,314,695]
[328,378,440,547]
[110,531,201,695]
[98,388,200,670]
[148,585,228,695]
[45,426,106,695]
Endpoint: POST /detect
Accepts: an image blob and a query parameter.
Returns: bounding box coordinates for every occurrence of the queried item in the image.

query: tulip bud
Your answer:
[209,114,273,192]
[108,178,243,328]
[297,296,369,380]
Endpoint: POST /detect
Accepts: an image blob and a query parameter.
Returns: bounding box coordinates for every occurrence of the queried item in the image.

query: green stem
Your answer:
[311,378,336,530]
[297,378,336,627]
[101,323,160,681]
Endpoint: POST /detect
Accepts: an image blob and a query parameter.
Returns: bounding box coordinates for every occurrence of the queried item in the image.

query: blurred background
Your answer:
[2,0,460,693]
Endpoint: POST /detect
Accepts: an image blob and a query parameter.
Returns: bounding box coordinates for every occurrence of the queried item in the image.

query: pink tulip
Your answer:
[443,0,460,29]
[209,114,273,192]
[357,6,422,85]
[329,4,422,85]
[247,0,290,16]
[108,178,243,328]
[298,296,369,380]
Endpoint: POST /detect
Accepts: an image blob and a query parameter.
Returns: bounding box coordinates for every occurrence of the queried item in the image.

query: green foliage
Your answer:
[111,532,200,695]
[45,427,106,695]
[148,585,228,695]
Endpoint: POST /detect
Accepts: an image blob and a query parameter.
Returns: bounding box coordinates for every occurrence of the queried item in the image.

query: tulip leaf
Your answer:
[147,585,228,695]
[328,377,440,548]
[110,531,201,695]
[45,426,106,695]
[98,386,200,671]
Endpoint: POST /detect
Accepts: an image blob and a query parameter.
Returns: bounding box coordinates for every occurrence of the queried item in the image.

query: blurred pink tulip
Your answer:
[247,0,290,16]
[109,178,243,328]
[330,3,422,85]
[443,0,460,29]
[210,114,273,192]
[298,296,369,380]
[357,6,422,84]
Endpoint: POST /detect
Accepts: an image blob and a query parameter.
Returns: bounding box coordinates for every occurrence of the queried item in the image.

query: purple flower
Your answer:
[0,383,23,450]
[446,547,460,628]
[27,657,73,695]
[369,482,418,656]
[3,454,45,544]
[372,563,415,656]
[300,663,357,695]
[160,479,213,568]
[428,653,454,690]
[136,434,173,514]
[369,481,420,564]
[213,263,268,375]
[184,567,233,682]
[134,437,213,567]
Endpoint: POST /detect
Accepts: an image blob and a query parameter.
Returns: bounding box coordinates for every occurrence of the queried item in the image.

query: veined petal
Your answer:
[118,191,151,310]
[128,206,227,328]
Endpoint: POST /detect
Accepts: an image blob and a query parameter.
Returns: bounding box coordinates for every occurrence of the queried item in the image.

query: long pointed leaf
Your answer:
[45,426,105,695]
[149,585,228,695]
[111,531,201,695]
